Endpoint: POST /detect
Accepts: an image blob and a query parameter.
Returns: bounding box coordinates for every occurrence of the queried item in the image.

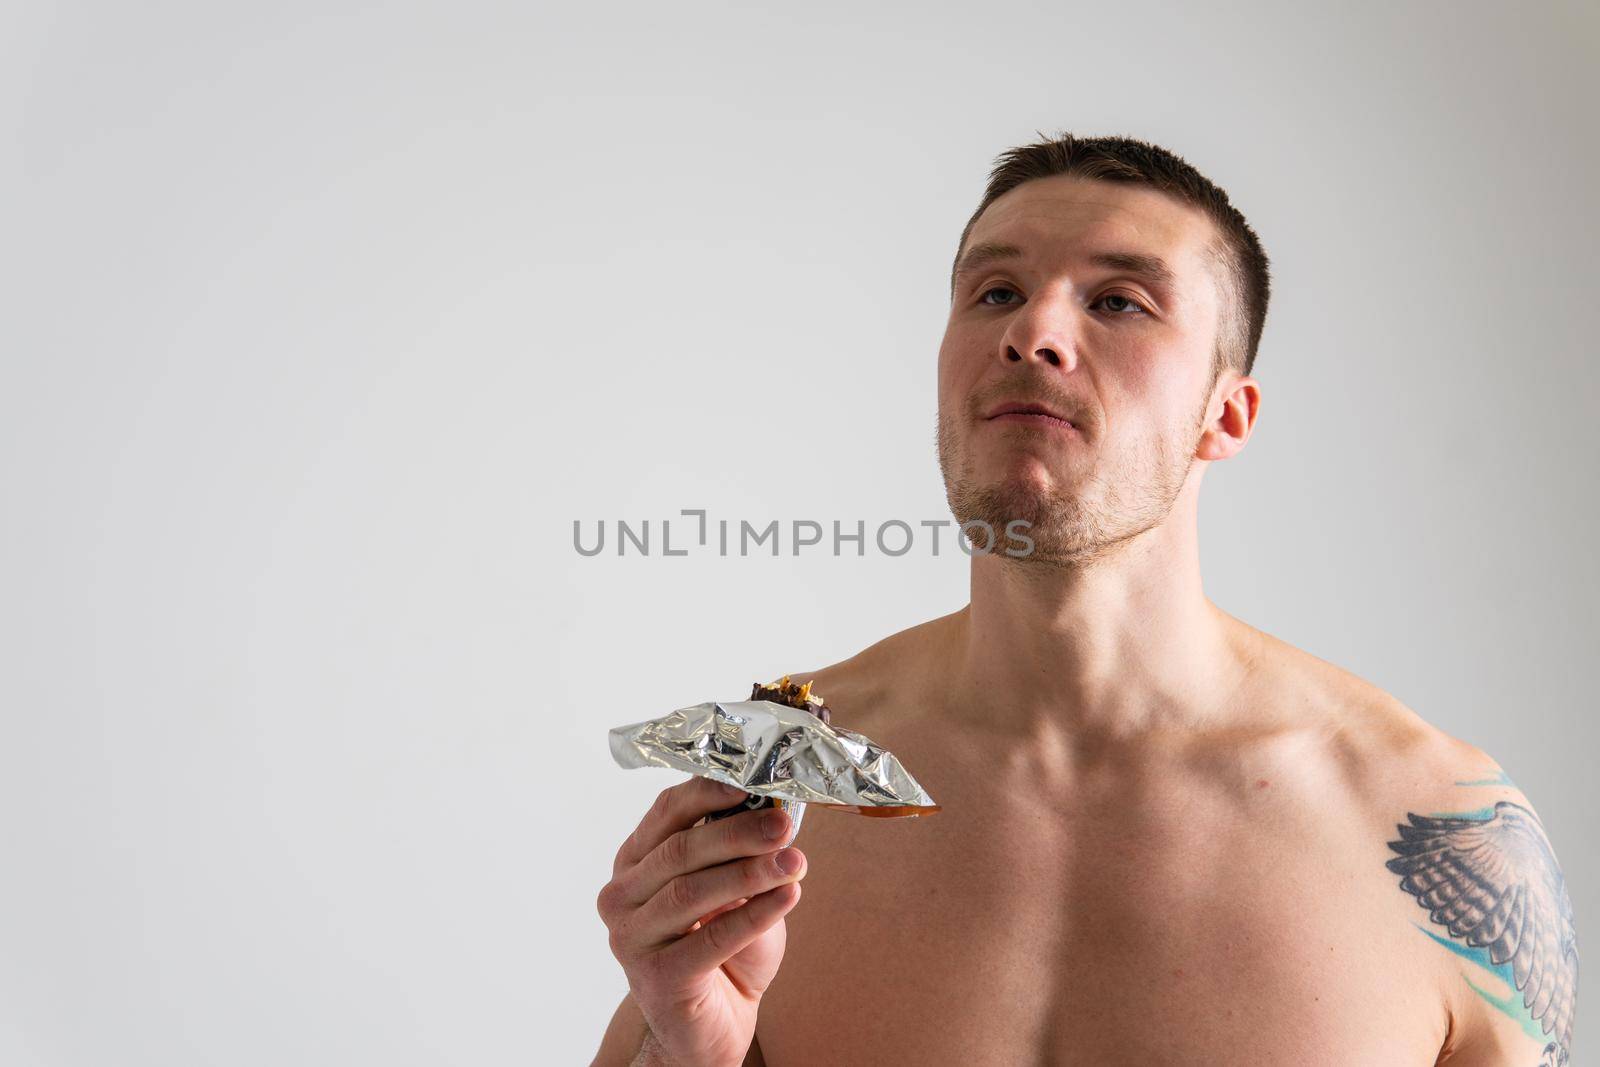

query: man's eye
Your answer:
[1093,293,1147,315]
[978,287,1147,315]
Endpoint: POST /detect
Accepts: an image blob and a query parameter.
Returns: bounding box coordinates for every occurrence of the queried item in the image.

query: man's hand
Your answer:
[597,776,807,1067]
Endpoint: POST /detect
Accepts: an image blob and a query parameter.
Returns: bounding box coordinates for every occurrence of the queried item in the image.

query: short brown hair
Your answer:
[952,131,1271,378]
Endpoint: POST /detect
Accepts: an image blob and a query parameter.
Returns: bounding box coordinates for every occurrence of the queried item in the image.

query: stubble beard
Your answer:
[936,397,1210,567]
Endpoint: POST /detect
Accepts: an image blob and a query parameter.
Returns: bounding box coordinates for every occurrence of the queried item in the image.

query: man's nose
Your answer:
[999,294,1079,371]
[1004,343,1073,369]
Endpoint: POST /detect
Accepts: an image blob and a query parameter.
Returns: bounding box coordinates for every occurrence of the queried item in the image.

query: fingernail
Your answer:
[762,812,788,840]
[775,848,801,874]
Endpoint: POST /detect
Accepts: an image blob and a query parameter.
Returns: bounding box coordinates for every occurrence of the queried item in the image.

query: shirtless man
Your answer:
[592,134,1579,1066]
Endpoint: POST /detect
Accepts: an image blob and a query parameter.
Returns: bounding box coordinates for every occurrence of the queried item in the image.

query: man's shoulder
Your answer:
[1241,615,1556,822]
[1242,627,1576,1063]
[1243,624,1504,801]
[1250,628,1578,1036]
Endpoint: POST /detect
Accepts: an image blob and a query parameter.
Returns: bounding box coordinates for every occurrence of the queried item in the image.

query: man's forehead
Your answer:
[964,178,1218,282]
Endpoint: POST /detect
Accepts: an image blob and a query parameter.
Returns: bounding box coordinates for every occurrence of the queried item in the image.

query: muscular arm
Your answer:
[1383,768,1578,1067]
[590,994,648,1066]
[591,994,768,1067]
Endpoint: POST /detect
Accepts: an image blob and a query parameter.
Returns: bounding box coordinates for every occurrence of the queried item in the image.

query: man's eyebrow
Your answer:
[953,242,1179,289]
[952,241,1026,277]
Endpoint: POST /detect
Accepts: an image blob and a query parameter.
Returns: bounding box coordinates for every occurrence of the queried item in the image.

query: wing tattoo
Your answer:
[1387,801,1578,1064]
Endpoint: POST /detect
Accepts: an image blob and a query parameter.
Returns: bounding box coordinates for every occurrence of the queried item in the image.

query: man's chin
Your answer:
[947,466,1136,561]
[950,481,1077,535]
[977,469,1080,513]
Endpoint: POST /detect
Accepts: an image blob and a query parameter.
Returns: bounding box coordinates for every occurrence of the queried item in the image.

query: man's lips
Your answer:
[983,402,1079,432]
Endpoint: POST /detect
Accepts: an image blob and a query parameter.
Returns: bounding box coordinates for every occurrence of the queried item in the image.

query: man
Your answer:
[593,134,1578,1066]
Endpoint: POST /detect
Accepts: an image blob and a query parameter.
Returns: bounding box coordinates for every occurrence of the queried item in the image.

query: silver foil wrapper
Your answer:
[608,700,939,840]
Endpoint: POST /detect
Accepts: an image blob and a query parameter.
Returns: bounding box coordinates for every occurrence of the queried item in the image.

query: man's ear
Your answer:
[1196,373,1261,461]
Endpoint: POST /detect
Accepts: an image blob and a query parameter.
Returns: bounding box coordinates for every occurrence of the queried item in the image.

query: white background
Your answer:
[4,2,1596,1063]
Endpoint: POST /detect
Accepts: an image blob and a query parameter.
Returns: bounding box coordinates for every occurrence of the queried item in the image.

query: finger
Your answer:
[658,882,801,977]
[619,805,792,909]
[614,775,747,875]
[632,847,806,951]
[688,897,749,933]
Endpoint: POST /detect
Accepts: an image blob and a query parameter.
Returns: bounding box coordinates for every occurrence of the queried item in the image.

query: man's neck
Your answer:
[948,503,1254,738]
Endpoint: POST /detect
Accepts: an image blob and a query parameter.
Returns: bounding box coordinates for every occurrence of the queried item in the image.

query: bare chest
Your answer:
[755,754,1448,1066]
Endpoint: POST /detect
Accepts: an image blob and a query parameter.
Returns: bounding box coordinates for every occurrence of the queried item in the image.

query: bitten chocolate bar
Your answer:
[607,677,940,845]
[702,678,835,834]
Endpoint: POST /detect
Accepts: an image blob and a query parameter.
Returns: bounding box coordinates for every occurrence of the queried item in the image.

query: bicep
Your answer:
[1383,774,1577,1067]
[1436,987,1555,1067]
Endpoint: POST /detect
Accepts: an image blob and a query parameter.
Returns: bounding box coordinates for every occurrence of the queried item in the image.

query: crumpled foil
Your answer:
[608,700,940,841]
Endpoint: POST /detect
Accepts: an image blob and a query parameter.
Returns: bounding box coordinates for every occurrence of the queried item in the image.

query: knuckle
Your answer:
[660,829,690,871]
[746,854,778,890]
[723,812,751,849]
[700,918,728,957]
[606,921,628,961]
[650,787,673,820]
[663,873,699,915]
[595,882,615,919]
[618,827,644,866]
